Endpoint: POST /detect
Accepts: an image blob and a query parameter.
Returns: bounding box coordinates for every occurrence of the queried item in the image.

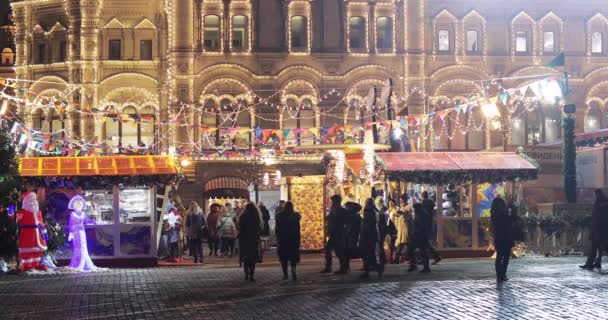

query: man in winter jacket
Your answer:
[320,195,348,273]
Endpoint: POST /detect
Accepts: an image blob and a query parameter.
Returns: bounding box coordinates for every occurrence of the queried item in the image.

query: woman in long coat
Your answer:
[238,202,262,281]
[359,198,381,279]
[275,201,301,280]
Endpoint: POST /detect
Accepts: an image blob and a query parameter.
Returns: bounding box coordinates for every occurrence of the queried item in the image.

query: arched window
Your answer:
[201,99,218,149]
[122,106,139,147]
[290,16,307,50]
[140,106,155,146]
[467,109,485,150]
[234,100,251,148]
[32,109,43,131]
[49,109,64,134]
[510,104,525,146]
[544,109,561,143]
[515,31,528,53]
[104,106,120,147]
[376,17,393,50]
[232,15,248,50]
[543,31,555,54]
[586,102,602,132]
[204,15,221,50]
[438,30,450,51]
[300,99,315,146]
[527,108,542,145]
[592,32,603,54]
[349,17,366,50]
[466,30,479,53]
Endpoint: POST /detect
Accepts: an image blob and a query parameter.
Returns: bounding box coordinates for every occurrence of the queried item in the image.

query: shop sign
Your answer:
[576,147,605,188]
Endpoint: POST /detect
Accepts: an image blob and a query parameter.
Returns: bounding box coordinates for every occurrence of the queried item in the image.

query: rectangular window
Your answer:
[232,15,248,50]
[438,30,450,51]
[204,15,221,50]
[592,32,603,54]
[109,39,122,60]
[376,17,393,50]
[543,32,555,53]
[466,30,478,52]
[140,40,153,60]
[37,44,46,64]
[83,190,114,225]
[58,41,67,62]
[118,188,151,224]
[349,17,366,50]
[515,31,528,53]
[290,16,308,50]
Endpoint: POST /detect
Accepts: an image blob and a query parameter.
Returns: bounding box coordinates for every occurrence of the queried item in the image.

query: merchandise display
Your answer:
[289,176,325,250]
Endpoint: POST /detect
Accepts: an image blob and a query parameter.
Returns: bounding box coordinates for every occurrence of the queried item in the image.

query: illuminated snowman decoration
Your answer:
[68,195,103,271]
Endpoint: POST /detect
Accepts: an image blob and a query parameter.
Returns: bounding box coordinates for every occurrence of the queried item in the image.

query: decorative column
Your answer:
[223,0,231,53]
[78,0,103,141]
[368,2,376,54]
[282,0,289,52]
[12,4,28,119]
[194,0,203,51]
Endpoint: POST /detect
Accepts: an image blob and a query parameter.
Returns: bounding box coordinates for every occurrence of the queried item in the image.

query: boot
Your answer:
[320,254,332,273]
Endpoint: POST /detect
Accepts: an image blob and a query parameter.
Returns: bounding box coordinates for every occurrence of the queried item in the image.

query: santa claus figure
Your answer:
[17,192,48,272]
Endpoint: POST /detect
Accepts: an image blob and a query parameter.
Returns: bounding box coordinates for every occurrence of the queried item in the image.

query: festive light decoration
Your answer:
[328,150,345,183]
[67,195,101,271]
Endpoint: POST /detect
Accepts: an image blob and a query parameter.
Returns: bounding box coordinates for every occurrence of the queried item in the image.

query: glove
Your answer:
[68,233,73,241]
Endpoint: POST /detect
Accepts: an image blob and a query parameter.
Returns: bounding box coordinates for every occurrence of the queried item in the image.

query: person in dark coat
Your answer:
[206,204,222,256]
[420,191,442,265]
[340,201,362,274]
[360,198,383,278]
[321,195,348,273]
[374,196,388,274]
[238,203,262,282]
[491,194,516,282]
[259,203,271,237]
[275,201,301,280]
[580,189,608,270]
[185,202,207,264]
[407,203,432,273]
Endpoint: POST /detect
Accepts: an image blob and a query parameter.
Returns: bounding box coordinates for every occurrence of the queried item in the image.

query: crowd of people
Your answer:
[321,194,443,279]
[154,190,583,284]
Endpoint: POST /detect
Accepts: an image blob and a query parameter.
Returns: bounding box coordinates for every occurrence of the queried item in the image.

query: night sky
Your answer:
[0,1,9,26]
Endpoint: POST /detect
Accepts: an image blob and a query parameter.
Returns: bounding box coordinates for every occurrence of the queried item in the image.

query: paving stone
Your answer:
[0,256,607,319]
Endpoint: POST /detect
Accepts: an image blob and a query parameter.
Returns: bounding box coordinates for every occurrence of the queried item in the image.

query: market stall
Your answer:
[281,175,325,251]
[376,152,538,256]
[19,155,178,267]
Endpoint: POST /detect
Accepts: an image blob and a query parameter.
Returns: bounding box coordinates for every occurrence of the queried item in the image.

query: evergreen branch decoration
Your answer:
[385,168,538,185]
[562,115,577,203]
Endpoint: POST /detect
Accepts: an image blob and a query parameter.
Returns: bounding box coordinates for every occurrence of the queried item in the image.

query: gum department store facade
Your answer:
[7,0,608,206]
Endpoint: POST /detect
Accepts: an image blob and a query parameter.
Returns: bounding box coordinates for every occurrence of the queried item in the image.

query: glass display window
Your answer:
[119,188,152,224]
[83,190,114,225]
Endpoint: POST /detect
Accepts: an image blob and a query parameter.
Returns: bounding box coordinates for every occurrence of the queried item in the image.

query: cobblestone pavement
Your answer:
[0,256,607,320]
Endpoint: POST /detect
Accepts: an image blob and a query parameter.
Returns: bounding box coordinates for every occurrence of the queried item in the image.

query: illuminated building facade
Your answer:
[8,0,608,205]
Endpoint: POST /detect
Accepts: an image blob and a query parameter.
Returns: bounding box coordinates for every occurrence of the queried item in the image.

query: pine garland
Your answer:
[21,174,178,190]
[385,168,538,184]
[562,115,577,203]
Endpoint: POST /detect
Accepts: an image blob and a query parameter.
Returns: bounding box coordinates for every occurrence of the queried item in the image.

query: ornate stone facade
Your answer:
[9,0,608,153]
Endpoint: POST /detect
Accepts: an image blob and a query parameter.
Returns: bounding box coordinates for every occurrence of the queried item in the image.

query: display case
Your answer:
[57,186,157,261]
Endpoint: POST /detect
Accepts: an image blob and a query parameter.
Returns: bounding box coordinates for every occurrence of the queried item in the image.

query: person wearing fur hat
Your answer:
[16,192,48,272]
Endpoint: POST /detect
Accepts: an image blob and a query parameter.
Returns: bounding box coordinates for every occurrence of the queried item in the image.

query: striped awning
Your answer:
[19,156,177,177]
[205,176,249,190]
[204,176,250,199]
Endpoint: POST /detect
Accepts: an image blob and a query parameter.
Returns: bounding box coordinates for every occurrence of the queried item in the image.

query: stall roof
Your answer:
[376,152,538,184]
[19,155,178,177]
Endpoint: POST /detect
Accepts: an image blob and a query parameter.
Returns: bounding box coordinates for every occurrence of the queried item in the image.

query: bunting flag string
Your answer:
[1,75,566,157]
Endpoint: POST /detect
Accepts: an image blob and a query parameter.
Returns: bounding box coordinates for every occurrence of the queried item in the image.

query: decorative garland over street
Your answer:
[382,168,538,185]
[21,174,179,190]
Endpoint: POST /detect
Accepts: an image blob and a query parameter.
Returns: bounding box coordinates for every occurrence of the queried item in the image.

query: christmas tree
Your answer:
[0,121,20,271]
